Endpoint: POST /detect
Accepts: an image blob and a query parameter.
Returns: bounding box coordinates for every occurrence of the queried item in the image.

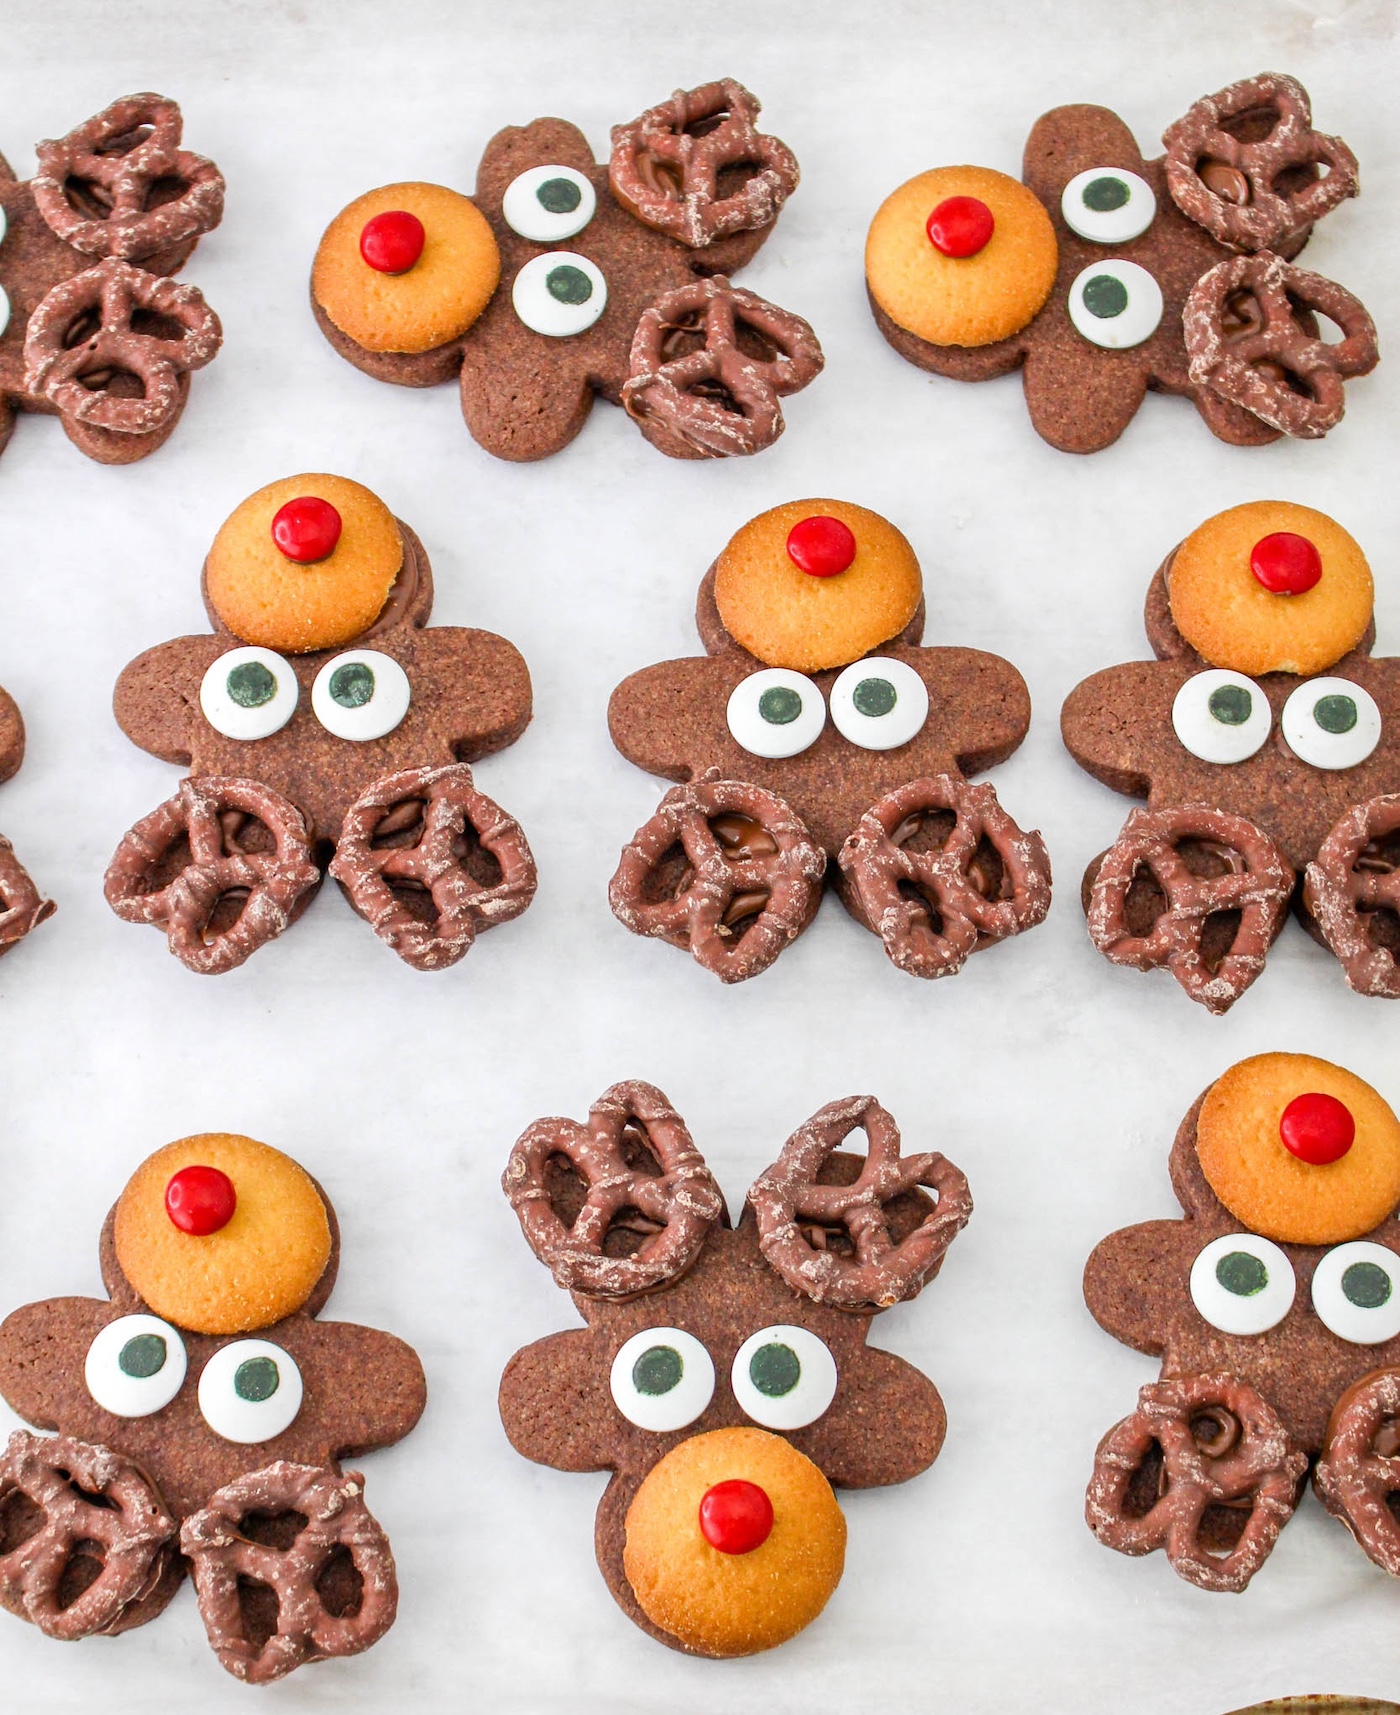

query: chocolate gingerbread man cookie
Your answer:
[105,474,535,973]
[500,1081,969,1656]
[0,1133,425,1681]
[1085,1053,1400,1594]
[0,93,223,463]
[866,73,1377,452]
[312,80,822,461]
[1062,500,1400,1013]
[607,500,1050,982]
[0,682,54,959]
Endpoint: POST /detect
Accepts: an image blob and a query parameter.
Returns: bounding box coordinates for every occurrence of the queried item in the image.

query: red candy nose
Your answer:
[359,209,426,274]
[786,515,857,578]
[271,496,342,564]
[698,1479,774,1555]
[165,1165,237,1236]
[926,195,995,258]
[1250,532,1323,595]
[1279,1092,1355,1165]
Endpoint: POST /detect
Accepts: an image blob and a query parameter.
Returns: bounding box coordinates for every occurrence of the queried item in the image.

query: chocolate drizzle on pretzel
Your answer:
[1315,1368,1400,1575]
[0,834,55,956]
[1304,794,1400,998]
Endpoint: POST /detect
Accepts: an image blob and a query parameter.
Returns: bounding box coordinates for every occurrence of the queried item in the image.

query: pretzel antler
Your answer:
[1304,793,1400,998]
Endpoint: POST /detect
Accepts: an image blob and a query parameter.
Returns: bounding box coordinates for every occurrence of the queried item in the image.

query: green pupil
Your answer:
[632,1345,682,1396]
[329,662,374,708]
[1083,176,1130,212]
[546,264,592,305]
[1083,274,1129,319]
[537,177,582,214]
[1314,694,1358,735]
[1216,1251,1268,1297]
[227,661,276,709]
[1341,1260,1392,1309]
[853,677,897,718]
[118,1333,167,1379]
[758,686,802,725]
[234,1356,280,1402]
[749,1342,801,1398]
[1208,684,1253,726]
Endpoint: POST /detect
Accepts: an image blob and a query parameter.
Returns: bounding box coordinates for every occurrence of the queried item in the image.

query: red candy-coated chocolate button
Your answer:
[165,1165,237,1236]
[1250,532,1323,595]
[926,195,994,258]
[271,496,342,564]
[785,515,857,578]
[1279,1091,1355,1165]
[698,1479,774,1555]
[359,210,426,274]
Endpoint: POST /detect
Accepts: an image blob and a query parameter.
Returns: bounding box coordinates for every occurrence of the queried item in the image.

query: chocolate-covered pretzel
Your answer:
[0,683,53,961]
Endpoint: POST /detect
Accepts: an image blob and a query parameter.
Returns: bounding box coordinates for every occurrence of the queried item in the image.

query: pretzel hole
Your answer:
[1190,1408,1241,1460]
[0,1486,45,1554]
[55,1540,106,1612]
[237,1508,308,1551]
[1198,1503,1253,1556]
[1121,1440,1166,1518]
[635,153,684,198]
[1373,1417,1400,1461]
[796,1148,936,1257]
[1217,104,1283,145]
[1353,830,1400,956]
[315,1543,365,1618]
[543,1124,666,1258]
[236,1576,281,1653]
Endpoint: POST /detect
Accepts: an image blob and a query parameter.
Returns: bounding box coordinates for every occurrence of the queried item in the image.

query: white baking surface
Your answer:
[0,1,1398,1708]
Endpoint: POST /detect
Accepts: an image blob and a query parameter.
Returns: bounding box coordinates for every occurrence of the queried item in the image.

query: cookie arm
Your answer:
[0,1298,106,1428]
[113,637,214,765]
[608,658,720,782]
[313,1323,427,1459]
[408,628,532,762]
[499,1330,616,1473]
[923,646,1032,774]
[802,1346,946,1489]
[1083,1221,1187,1356]
[1061,662,1169,798]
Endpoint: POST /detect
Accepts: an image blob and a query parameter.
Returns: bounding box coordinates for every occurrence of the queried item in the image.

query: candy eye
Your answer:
[511,251,607,338]
[85,1314,187,1418]
[829,657,929,751]
[311,649,411,742]
[501,165,596,242]
[609,1327,715,1433]
[1189,1234,1296,1336]
[1311,1242,1400,1344]
[1060,167,1156,243]
[1067,259,1163,349]
[1171,668,1272,764]
[197,1339,304,1443]
[730,1325,838,1431]
[726,668,826,759]
[200,647,299,741]
[1280,677,1381,771]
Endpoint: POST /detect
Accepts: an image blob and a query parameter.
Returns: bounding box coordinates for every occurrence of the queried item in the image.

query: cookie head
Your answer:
[113,1134,333,1335]
[204,474,404,653]
[1195,1053,1400,1245]
[312,182,500,354]
[1166,501,1373,678]
[865,166,1058,347]
[713,500,922,672]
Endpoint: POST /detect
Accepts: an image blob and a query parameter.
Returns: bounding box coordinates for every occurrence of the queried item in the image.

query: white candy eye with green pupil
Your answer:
[512,251,608,337]
[1311,1242,1400,1343]
[1281,677,1381,770]
[197,1339,304,1443]
[200,646,299,740]
[1172,668,1272,764]
[829,656,929,750]
[1190,1233,1296,1335]
[1061,167,1156,243]
[501,165,596,242]
[1068,259,1163,349]
[726,667,825,758]
[311,648,410,741]
[609,1327,715,1432]
[731,1324,838,1430]
[85,1313,188,1418]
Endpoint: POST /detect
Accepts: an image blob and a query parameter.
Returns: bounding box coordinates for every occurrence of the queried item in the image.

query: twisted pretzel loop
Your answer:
[1315,1368,1400,1574]
[104,776,320,974]
[609,772,825,983]
[1087,804,1293,1014]
[502,1078,724,1296]
[609,79,798,247]
[1086,1374,1306,1592]
[32,93,225,260]
[838,776,1051,978]
[0,1431,176,1640]
[1304,794,1400,999]
[0,834,55,954]
[749,1095,971,1309]
[328,763,537,971]
[181,1463,397,1684]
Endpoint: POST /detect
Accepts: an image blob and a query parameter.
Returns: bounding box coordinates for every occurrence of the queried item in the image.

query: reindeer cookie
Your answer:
[0,93,223,463]
[866,73,1377,452]
[1062,500,1400,1013]
[1085,1053,1400,1594]
[312,79,822,462]
[0,683,53,959]
[104,473,535,974]
[500,1082,969,1656]
[0,1133,425,1681]
[607,500,1050,982]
